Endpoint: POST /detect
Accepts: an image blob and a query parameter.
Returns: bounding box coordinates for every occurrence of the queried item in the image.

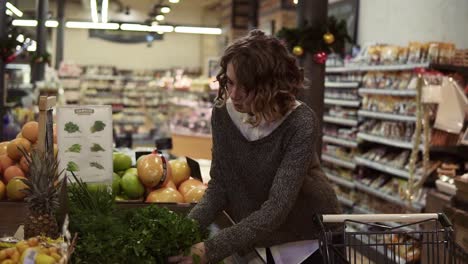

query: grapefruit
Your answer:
[0,181,5,200]
[21,121,39,143]
[137,153,164,188]
[178,178,204,195]
[16,132,23,138]
[6,176,28,201]
[7,138,31,161]
[183,185,207,203]
[121,172,144,199]
[113,153,132,172]
[0,141,8,155]
[146,187,184,203]
[169,159,191,187]
[4,166,25,184]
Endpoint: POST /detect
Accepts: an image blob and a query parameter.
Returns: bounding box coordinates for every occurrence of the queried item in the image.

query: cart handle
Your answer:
[321,213,444,224]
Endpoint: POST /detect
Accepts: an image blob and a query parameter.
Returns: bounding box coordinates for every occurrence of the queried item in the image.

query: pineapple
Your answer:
[20,149,63,239]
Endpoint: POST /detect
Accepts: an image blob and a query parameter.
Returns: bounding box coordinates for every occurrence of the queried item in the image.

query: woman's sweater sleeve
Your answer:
[204,119,317,262]
[187,109,228,230]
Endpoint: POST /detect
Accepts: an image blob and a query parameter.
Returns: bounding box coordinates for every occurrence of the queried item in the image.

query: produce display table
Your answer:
[171,132,212,160]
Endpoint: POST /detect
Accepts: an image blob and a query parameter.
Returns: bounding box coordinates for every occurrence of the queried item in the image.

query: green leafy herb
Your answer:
[67,161,79,172]
[90,143,105,152]
[90,120,106,133]
[68,172,207,264]
[90,162,104,170]
[64,122,81,133]
[66,144,82,153]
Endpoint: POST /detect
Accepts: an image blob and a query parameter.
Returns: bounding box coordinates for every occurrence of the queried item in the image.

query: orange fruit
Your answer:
[0,141,9,155]
[0,155,14,176]
[4,166,25,184]
[6,138,31,161]
[19,156,29,173]
[0,181,5,200]
[21,121,39,143]
[178,178,203,195]
[6,176,28,201]
[146,187,184,203]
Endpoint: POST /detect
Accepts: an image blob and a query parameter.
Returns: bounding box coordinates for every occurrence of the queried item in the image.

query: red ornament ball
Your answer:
[313,52,328,64]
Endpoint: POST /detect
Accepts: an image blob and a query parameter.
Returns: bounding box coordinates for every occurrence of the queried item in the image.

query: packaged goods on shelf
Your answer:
[361,94,417,115]
[359,120,418,142]
[325,88,359,100]
[323,124,358,141]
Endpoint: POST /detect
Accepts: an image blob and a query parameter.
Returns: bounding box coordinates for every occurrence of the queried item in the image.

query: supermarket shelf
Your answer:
[84,75,124,80]
[323,135,358,148]
[326,63,429,73]
[355,156,416,179]
[358,110,417,122]
[323,116,358,126]
[355,182,423,212]
[321,154,356,169]
[325,98,360,107]
[337,196,354,207]
[357,133,422,150]
[325,172,355,189]
[325,81,360,88]
[358,88,417,96]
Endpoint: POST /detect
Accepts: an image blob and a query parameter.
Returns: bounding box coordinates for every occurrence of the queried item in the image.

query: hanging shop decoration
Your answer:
[29,51,52,66]
[276,16,353,64]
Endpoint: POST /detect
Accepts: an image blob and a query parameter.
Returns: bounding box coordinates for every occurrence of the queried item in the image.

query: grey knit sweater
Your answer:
[188,103,341,262]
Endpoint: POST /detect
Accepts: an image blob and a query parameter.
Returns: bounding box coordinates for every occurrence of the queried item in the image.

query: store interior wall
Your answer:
[50,0,221,71]
[358,0,468,48]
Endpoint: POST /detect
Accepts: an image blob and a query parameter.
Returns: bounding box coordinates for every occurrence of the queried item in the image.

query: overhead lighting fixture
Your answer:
[27,40,37,52]
[45,20,59,27]
[12,19,59,28]
[66,21,119,30]
[90,0,99,23]
[120,23,173,32]
[101,0,109,23]
[293,0,298,4]
[6,2,23,17]
[155,15,165,21]
[12,19,37,27]
[169,0,180,3]
[16,34,25,43]
[6,9,13,16]
[174,26,222,35]
[160,7,171,14]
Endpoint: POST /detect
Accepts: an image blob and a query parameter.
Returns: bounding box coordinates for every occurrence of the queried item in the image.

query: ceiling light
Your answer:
[155,15,165,21]
[45,20,59,27]
[16,34,24,43]
[90,0,99,23]
[101,0,109,23]
[169,0,180,3]
[174,26,222,35]
[293,0,298,3]
[6,9,13,16]
[66,21,119,30]
[160,7,171,14]
[12,19,37,27]
[6,2,23,17]
[120,23,173,33]
[157,31,164,34]
[27,41,36,52]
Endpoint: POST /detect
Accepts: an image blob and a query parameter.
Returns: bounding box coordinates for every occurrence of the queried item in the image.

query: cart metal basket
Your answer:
[317,213,468,264]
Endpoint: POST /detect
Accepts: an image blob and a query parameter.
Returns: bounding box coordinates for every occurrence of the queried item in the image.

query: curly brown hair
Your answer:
[215,30,303,126]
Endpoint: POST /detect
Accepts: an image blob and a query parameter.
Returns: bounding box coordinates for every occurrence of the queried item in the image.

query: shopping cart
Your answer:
[317,213,468,264]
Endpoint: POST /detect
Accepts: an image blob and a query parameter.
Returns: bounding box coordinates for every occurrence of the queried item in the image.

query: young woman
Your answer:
[169,30,341,264]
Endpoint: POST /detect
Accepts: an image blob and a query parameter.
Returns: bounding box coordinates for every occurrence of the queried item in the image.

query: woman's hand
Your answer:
[168,242,208,264]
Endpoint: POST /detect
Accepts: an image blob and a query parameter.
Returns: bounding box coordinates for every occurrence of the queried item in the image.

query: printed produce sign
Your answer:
[57,105,113,183]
